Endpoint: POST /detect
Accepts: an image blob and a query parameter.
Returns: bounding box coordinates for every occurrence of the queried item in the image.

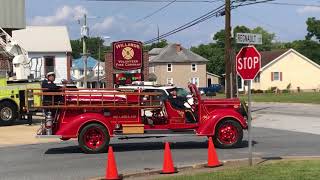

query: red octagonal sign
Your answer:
[236,46,261,80]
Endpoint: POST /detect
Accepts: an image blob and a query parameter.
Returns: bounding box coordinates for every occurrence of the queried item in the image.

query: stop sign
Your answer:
[236,46,261,80]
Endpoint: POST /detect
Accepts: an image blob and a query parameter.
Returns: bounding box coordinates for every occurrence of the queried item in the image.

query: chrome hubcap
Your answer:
[0,107,13,121]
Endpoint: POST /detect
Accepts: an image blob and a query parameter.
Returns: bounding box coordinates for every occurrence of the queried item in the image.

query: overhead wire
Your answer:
[265,2,320,7]
[144,0,275,44]
[144,3,226,44]
[86,0,223,3]
[136,0,177,22]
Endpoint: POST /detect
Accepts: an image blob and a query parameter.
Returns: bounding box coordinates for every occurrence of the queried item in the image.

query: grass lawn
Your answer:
[214,92,320,104]
[157,160,320,180]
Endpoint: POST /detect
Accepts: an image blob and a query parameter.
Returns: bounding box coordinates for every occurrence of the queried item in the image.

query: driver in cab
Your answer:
[168,89,196,123]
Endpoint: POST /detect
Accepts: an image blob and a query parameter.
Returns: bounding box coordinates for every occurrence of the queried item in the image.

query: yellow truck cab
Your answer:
[0,71,41,125]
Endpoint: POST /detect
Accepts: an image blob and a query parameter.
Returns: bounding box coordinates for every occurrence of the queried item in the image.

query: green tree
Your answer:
[144,39,168,51]
[191,26,276,75]
[70,37,111,61]
[251,26,275,51]
[191,43,224,75]
[306,17,320,41]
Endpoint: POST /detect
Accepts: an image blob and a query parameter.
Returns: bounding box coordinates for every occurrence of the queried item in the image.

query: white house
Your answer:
[12,26,72,83]
[93,62,105,78]
[238,49,320,92]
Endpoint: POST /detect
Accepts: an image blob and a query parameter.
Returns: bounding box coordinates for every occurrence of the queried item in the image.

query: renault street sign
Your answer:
[236,33,262,45]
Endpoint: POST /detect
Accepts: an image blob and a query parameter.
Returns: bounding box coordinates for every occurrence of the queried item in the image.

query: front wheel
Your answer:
[78,123,110,153]
[213,119,243,148]
[0,101,18,126]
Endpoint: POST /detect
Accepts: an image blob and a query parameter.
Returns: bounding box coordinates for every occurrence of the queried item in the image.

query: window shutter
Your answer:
[271,72,274,81]
[280,72,283,81]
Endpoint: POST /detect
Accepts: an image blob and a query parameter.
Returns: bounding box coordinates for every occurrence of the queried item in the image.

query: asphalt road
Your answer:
[1,103,320,180]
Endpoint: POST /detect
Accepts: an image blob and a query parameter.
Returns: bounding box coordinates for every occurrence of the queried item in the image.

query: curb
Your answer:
[90,156,320,180]
[252,102,320,106]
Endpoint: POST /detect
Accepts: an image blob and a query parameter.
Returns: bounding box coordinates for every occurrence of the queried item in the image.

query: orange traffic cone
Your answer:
[161,142,178,174]
[206,137,222,168]
[105,146,122,180]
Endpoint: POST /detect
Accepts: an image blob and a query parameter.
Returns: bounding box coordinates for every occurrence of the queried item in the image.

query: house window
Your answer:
[150,66,155,73]
[44,56,55,75]
[80,70,84,76]
[167,78,173,85]
[167,64,172,72]
[190,77,199,87]
[254,73,260,83]
[191,63,197,72]
[272,72,282,81]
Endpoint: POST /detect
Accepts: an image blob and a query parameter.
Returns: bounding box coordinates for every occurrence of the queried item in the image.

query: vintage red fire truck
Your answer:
[27,83,248,153]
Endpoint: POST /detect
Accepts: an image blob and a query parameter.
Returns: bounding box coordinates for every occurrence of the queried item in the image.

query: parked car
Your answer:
[199,84,222,96]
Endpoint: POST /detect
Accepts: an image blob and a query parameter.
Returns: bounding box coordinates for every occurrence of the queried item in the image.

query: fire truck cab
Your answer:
[29,83,248,153]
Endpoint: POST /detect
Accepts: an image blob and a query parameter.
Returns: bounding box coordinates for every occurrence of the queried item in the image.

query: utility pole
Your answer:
[81,14,89,88]
[98,41,101,88]
[225,0,232,98]
[157,25,160,43]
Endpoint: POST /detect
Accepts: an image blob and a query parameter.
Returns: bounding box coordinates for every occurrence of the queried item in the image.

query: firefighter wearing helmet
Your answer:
[41,72,62,104]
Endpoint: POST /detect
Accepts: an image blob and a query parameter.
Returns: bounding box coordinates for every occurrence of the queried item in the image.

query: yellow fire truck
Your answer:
[0,27,41,125]
[0,72,41,125]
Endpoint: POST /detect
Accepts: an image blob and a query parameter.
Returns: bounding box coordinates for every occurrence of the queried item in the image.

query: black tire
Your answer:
[213,119,243,148]
[78,123,110,154]
[0,101,18,126]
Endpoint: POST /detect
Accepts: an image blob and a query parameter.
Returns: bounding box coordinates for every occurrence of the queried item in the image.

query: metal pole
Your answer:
[248,80,253,166]
[98,42,100,88]
[236,74,239,98]
[224,0,231,98]
[83,14,88,88]
[230,72,233,98]
[157,25,160,43]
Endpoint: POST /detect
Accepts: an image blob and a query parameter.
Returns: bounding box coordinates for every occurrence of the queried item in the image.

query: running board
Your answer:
[35,135,62,138]
[114,129,197,139]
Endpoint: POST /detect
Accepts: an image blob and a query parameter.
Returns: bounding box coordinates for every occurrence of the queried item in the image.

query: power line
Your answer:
[136,0,177,22]
[87,0,223,2]
[266,2,320,7]
[144,3,226,44]
[144,0,274,44]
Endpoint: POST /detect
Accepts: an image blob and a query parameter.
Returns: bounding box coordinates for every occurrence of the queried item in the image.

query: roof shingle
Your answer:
[260,49,288,68]
[149,44,209,63]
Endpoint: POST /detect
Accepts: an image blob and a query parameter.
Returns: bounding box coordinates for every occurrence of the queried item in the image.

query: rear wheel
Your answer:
[0,101,18,126]
[213,119,243,148]
[78,123,110,154]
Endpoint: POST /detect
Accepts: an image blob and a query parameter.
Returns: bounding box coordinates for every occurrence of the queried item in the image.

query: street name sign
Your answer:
[236,33,262,45]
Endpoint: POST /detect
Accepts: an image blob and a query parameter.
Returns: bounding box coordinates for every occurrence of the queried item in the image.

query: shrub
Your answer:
[286,83,292,90]
[271,86,277,92]
[282,89,290,93]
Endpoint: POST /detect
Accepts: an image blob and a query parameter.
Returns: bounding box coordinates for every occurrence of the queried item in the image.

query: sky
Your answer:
[25,0,320,48]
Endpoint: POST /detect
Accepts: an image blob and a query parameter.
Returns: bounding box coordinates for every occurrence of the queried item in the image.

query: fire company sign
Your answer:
[113,40,143,70]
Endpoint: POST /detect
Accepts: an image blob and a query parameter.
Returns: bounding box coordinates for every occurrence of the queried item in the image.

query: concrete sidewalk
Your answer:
[0,124,60,147]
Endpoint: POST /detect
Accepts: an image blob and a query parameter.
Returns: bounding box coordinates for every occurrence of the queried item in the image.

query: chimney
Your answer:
[176,44,181,52]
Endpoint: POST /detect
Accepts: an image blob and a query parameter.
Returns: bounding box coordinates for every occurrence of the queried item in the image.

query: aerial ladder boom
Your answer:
[0,27,30,80]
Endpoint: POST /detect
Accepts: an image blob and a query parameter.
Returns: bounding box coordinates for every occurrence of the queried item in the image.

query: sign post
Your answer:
[236,45,261,166]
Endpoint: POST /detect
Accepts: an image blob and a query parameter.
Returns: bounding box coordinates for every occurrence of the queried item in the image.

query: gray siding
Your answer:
[0,0,25,29]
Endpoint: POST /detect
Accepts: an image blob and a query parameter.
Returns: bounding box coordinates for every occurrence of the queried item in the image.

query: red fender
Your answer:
[197,109,247,136]
[55,113,114,139]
